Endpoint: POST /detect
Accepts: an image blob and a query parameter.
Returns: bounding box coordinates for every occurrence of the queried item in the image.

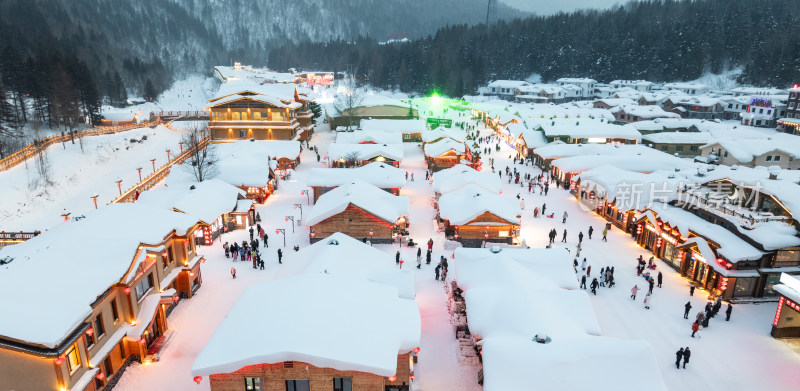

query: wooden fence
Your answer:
[0,231,42,248]
[109,136,211,204]
[0,119,161,172]
[158,111,209,121]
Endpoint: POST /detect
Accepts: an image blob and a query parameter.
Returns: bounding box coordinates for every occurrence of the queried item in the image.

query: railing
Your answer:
[158,111,208,120]
[109,136,212,204]
[0,231,41,247]
[677,189,790,225]
[0,119,161,172]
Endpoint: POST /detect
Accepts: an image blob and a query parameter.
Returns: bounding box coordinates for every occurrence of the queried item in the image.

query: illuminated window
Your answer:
[245,377,263,391]
[135,274,154,302]
[66,344,81,374]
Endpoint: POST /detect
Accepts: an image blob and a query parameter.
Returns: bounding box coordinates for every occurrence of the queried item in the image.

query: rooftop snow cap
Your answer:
[490,246,502,254]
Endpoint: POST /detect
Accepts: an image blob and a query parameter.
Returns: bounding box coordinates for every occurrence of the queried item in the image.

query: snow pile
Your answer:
[135,179,245,224]
[432,165,502,195]
[438,184,520,225]
[575,165,685,210]
[421,128,466,143]
[328,143,404,162]
[191,274,420,377]
[0,203,199,348]
[276,232,415,299]
[453,247,667,391]
[306,162,405,189]
[424,138,469,158]
[336,131,403,145]
[305,179,409,226]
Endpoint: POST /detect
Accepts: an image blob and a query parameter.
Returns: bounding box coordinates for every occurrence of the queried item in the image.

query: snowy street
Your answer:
[110,121,800,391]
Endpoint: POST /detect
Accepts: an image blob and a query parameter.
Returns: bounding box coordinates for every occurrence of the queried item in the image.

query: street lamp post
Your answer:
[179,142,184,153]
[150,159,156,173]
[90,195,99,209]
[293,204,303,220]
[285,216,295,233]
[136,167,143,182]
[166,149,171,161]
[116,180,123,196]
[300,190,310,205]
[275,229,286,247]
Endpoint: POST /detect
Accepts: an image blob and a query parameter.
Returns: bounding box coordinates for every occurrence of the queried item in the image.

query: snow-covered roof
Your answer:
[0,204,199,348]
[191,274,420,377]
[575,165,684,210]
[328,143,404,162]
[216,140,301,161]
[526,118,641,141]
[420,128,466,143]
[336,131,402,145]
[211,81,308,103]
[610,80,654,87]
[306,162,405,189]
[423,138,468,158]
[642,132,713,144]
[702,133,800,163]
[774,273,800,304]
[438,185,520,225]
[305,180,409,226]
[101,111,137,121]
[533,143,654,160]
[557,77,596,84]
[135,179,245,224]
[432,165,502,195]
[614,105,681,119]
[595,98,637,107]
[360,119,426,134]
[454,247,577,290]
[480,335,667,391]
[665,96,722,107]
[487,80,529,89]
[551,152,693,174]
[663,82,709,90]
[643,204,765,262]
[207,93,302,110]
[276,232,414,299]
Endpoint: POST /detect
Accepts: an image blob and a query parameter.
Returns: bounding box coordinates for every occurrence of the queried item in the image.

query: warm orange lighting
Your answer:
[388,375,397,382]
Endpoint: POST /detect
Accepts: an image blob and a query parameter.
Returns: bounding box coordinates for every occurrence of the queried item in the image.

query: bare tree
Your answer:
[30,113,52,188]
[343,151,361,168]
[333,82,364,131]
[182,122,218,182]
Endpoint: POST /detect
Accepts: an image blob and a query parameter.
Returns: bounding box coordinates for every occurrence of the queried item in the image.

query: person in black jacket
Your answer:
[590,278,599,295]
[684,301,692,319]
[682,347,691,369]
[726,303,733,321]
[675,348,684,369]
[277,248,283,264]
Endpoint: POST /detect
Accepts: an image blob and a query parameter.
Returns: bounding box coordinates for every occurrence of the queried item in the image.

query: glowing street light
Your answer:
[150,159,157,173]
[90,194,99,209]
[115,179,123,196]
[136,167,143,182]
[293,204,303,220]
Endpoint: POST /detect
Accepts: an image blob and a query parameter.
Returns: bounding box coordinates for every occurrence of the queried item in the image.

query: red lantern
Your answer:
[54,357,65,365]
[139,338,146,344]
[285,217,289,222]
[388,375,397,382]
[189,271,195,277]
[162,251,168,258]
[369,230,374,237]
[85,328,94,336]
[96,373,105,380]
[123,287,131,294]
[454,234,459,239]
[484,232,489,239]
[413,347,420,354]
[173,295,179,302]
[275,229,280,234]
[193,376,202,384]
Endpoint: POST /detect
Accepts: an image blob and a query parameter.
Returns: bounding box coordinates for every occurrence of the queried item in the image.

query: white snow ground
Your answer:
[109,118,800,391]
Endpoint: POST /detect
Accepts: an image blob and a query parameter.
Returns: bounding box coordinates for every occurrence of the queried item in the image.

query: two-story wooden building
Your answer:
[207,83,314,141]
[0,204,204,391]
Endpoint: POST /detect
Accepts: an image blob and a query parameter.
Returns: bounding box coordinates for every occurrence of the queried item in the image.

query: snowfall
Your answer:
[2,77,800,391]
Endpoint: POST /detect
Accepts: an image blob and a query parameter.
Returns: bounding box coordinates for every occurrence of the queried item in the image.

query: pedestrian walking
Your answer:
[675,348,684,369]
[578,232,584,243]
[249,226,254,240]
[580,275,587,289]
[689,284,695,296]
[230,267,237,279]
[581,258,587,270]
[657,271,663,288]
[263,232,269,248]
[726,303,733,321]
[648,279,655,294]
[586,265,592,277]
[416,253,422,269]
[561,229,567,243]
[691,321,700,338]
[411,172,414,181]
[631,284,639,300]
[590,278,599,295]
[277,248,283,264]
[542,203,547,216]
[396,250,401,264]
[427,238,434,251]
[426,249,432,265]
[684,301,692,319]
[683,347,691,368]
[696,311,705,324]
[224,242,230,258]
[562,211,568,223]
[602,228,608,241]
[588,226,594,239]
[644,292,651,309]
[434,263,441,280]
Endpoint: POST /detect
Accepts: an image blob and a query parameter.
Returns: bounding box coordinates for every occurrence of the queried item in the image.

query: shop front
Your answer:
[678,242,761,300]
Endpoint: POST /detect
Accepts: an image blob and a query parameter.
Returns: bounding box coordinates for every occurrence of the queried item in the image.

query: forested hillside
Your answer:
[268,0,800,96]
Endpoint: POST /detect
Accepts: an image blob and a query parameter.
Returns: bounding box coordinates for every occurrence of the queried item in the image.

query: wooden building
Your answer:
[306,162,405,204]
[437,185,521,247]
[772,273,800,338]
[305,180,410,244]
[328,143,404,168]
[206,84,314,141]
[361,119,428,143]
[191,274,421,391]
[423,139,476,172]
[0,204,204,391]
